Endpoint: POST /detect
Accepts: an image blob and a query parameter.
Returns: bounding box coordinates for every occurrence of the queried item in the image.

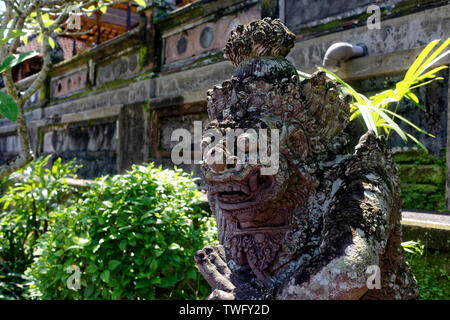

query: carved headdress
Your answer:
[207,18,350,157]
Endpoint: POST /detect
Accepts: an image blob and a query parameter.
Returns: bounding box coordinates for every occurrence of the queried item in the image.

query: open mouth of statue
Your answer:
[207,168,274,211]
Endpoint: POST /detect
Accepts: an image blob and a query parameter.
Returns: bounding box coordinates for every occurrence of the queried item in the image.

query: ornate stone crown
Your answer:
[207,18,350,157]
[224,18,296,66]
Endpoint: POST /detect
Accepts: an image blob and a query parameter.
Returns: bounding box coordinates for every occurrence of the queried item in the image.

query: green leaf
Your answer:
[382,108,434,137]
[86,264,98,273]
[135,279,151,289]
[405,132,429,154]
[159,275,179,288]
[187,268,197,280]
[119,239,127,251]
[0,51,40,74]
[149,259,158,273]
[0,30,26,46]
[108,260,121,271]
[100,270,110,283]
[0,91,18,122]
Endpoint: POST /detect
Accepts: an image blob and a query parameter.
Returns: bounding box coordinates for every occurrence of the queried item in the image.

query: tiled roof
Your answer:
[17,36,86,60]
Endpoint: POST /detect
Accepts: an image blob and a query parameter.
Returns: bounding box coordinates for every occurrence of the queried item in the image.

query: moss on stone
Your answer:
[394,150,446,211]
[139,47,147,70]
[394,149,445,166]
[398,164,445,185]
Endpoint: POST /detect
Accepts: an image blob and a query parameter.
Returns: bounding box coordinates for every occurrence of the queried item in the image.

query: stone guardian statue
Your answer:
[195,18,418,300]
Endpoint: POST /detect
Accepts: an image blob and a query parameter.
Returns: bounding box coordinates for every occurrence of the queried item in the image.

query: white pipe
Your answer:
[322,42,367,69]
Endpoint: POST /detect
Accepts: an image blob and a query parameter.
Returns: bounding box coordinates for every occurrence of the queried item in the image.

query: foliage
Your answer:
[403,241,450,300]
[401,240,424,256]
[0,30,39,122]
[0,262,33,300]
[320,38,450,152]
[0,155,80,274]
[394,149,446,211]
[27,163,216,300]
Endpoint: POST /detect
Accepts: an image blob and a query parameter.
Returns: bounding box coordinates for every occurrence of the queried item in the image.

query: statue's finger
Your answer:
[207,248,231,278]
[207,289,235,300]
[213,245,227,261]
[195,249,235,292]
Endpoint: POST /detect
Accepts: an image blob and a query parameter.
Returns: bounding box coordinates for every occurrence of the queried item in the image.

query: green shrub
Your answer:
[27,164,216,300]
[0,156,79,299]
[0,156,79,273]
[0,262,33,300]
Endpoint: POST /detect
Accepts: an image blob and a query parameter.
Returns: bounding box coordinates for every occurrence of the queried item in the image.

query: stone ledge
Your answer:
[401,210,450,251]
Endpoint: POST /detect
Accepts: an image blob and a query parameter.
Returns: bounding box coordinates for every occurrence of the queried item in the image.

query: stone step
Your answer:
[401,210,450,251]
[402,210,450,227]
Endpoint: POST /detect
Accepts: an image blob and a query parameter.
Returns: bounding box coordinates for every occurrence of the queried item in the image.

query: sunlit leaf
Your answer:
[382,108,434,137]
[48,37,55,49]
[414,65,448,82]
[414,38,450,79]
[86,5,96,17]
[134,0,147,7]
[369,106,407,141]
[405,92,424,111]
[409,78,443,90]
[404,39,440,82]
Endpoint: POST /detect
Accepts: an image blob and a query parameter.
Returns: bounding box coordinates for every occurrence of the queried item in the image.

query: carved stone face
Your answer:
[200,66,351,281]
[201,77,298,226]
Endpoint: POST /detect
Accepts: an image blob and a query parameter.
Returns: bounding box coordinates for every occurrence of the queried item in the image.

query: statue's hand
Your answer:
[195,245,264,300]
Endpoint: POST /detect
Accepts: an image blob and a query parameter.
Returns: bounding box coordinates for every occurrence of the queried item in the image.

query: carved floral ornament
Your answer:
[195,18,418,300]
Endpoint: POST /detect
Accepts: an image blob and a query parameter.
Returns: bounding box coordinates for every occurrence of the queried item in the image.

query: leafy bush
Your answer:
[0,156,80,274]
[0,262,33,299]
[403,241,450,300]
[0,156,79,300]
[27,164,216,300]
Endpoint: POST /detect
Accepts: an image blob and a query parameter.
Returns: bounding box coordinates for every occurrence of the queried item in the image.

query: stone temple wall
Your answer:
[0,0,449,209]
